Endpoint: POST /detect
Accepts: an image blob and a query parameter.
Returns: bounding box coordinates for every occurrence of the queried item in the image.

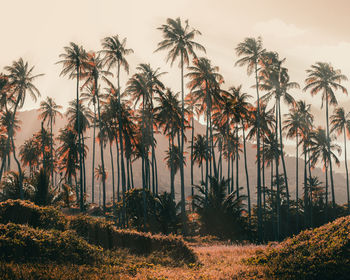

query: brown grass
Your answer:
[125,244,267,280]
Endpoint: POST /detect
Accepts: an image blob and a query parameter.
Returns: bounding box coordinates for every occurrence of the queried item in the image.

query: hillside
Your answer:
[14,109,349,204]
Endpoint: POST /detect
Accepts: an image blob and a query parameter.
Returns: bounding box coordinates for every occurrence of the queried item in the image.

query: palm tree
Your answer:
[259,52,299,212]
[330,107,350,211]
[283,101,312,229]
[56,126,80,198]
[3,58,43,198]
[186,57,224,199]
[39,97,63,186]
[235,37,265,240]
[154,88,182,198]
[304,62,348,207]
[19,138,40,177]
[191,134,209,184]
[308,128,341,214]
[156,17,206,227]
[66,99,91,200]
[101,35,134,206]
[57,42,88,211]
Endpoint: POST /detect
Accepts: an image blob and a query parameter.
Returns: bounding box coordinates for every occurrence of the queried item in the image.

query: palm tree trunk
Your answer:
[275,99,281,240]
[231,154,234,193]
[50,117,54,186]
[325,97,336,208]
[227,150,230,194]
[255,62,263,242]
[304,145,308,227]
[115,139,120,201]
[91,105,96,203]
[126,155,131,191]
[96,83,107,212]
[262,138,266,231]
[179,52,186,230]
[296,133,299,231]
[242,121,251,222]
[82,135,87,195]
[130,158,134,189]
[191,115,194,186]
[235,126,239,197]
[278,101,290,213]
[109,143,115,209]
[344,130,350,212]
[117,62,127,224]
[169,135,175,199]
[325,163,329,222]
[76,66,84,212]
[210,110,217,177]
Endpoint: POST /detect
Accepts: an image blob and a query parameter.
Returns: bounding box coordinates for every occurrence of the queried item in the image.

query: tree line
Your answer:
[0,17,349,241]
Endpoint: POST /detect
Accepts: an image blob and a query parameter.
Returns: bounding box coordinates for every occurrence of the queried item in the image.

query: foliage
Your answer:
[248,215,350,280]
[0,223,102,264]
[69,215,197,264]
[193,176,249,239]
[0,200,67,231]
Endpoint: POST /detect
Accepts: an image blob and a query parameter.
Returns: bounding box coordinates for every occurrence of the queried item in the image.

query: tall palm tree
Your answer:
[304,62,348,207]
[154,88,182,198]
[57,42,88,211]
[330,107,350,211]
[39,97,63,186]
[156,17,206,226]
[235,37,265,240]
[4,58,43,198]
[186,57,223,199]
[81,52,111,211]
[283,101,312,229]
[101,35,134,205]
[308,128,341,212]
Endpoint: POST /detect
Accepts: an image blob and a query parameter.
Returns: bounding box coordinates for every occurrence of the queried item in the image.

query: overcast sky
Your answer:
[2,0,350,127]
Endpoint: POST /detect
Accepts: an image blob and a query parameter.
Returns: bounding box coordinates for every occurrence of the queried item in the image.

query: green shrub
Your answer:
[249,215,350,280]
[0,200,67,231]
[70,215,197,264]
[0,223,102,264]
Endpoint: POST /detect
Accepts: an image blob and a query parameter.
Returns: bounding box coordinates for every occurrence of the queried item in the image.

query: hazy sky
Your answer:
[2,0,350,126]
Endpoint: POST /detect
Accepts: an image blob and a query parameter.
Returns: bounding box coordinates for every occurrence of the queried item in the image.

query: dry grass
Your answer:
[123,244,267,280]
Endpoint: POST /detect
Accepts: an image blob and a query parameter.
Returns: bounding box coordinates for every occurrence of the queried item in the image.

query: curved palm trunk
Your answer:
[325,97,336,208]
[82,135,87,195]
[91,104,96,203]
[255,63,263,242]
[205,87,209,201]
[325,163,329,222]
[344,130,350,212]
[242,121,251,222]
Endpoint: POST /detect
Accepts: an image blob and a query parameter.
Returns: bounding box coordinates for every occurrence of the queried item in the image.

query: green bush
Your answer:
[0,200,67,231]
[248,215,350,279]
[70,215,197,264]
[0,223,102,264]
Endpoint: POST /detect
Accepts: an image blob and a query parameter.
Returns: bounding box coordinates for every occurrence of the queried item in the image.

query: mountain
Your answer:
[13,109,349,205]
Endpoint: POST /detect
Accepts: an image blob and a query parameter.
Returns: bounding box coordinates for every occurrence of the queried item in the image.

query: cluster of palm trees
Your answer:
[0,17,350,241]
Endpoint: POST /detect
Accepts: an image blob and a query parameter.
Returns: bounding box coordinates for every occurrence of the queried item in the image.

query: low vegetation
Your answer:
[247,215,350,280]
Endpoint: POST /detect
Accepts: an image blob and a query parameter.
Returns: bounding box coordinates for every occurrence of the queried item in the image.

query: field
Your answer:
[0,243,266,280]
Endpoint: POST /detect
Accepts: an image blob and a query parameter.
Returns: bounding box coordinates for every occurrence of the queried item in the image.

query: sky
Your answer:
[2,0,350,129]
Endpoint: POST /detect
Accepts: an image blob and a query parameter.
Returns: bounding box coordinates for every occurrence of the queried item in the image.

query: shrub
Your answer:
[0,200,67,231]
[0,223,102,264]
[69,215,197,264]
[248,215,350,280]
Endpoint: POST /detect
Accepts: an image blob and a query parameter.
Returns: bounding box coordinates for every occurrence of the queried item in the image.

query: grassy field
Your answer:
[0,243,266,280]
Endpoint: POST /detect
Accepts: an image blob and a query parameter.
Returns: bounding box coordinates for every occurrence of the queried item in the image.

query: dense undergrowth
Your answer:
[247,215,350,280]
[0,200,197,269]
